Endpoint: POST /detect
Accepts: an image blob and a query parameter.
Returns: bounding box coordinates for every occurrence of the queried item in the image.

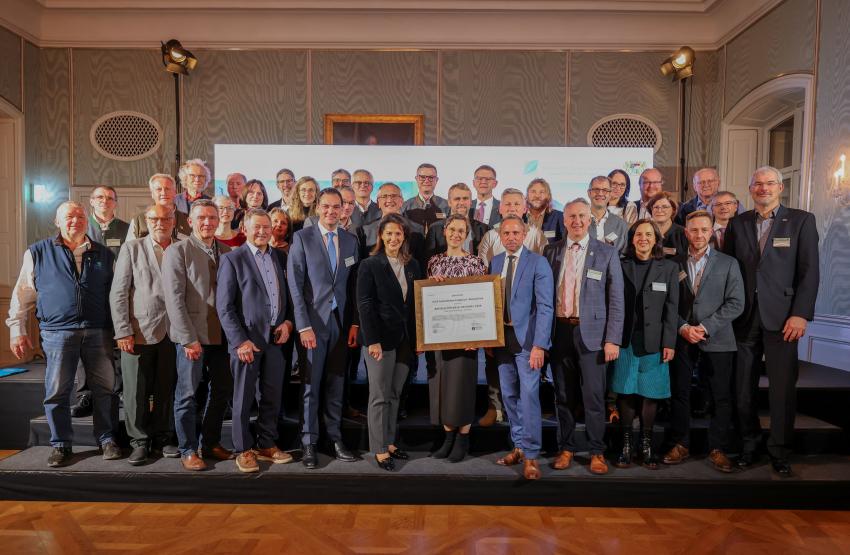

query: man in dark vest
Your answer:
[7,201,121,467]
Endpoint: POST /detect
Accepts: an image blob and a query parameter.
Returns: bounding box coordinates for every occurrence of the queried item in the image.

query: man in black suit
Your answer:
[722,166,820,476]
[675,168,743,226]
[358,182,425,262]
[470,164,501,226]
[424,182,489,261]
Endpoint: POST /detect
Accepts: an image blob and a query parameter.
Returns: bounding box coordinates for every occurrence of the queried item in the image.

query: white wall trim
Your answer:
[801,315,850,371]
[0,96,25,275]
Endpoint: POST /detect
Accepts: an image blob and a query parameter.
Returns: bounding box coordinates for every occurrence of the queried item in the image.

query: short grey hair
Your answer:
[149,173,176,189]
[243,208,270,227]
[178,158,211,187]
[212,194,234,207]
[501,188,524,200]
[189,198,217,218]
[352,169,374,182]
[564,197,591,210]
[500,214,526,228]
[55,200,86,224]
[226,172,247,184]
[750,165,783,186]
[693,167,719,184]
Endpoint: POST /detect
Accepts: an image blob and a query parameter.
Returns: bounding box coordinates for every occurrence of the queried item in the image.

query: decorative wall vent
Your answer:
[587,114,662,153]
[90,111,163,161]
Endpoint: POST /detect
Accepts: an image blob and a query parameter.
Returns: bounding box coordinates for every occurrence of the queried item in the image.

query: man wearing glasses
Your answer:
[331,169,352,189]
[268,169,297,213]
[349,169,382,230]
[634,168,665,220]
[359,182,425,261]
[722,166,819,477]
[175,159,212,215]
[709,191,739,249]
[676,168,743,225]
[402,163,450,233]
[470,165,501,226]
[126,174,191,241]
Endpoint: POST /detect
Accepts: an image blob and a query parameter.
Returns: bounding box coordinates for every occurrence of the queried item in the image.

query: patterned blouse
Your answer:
[427,253,487,279]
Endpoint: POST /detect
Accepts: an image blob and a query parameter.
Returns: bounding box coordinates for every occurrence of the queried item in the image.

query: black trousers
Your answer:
[669,339,734,450]
[550,320,607,455]
[735,305,799,459]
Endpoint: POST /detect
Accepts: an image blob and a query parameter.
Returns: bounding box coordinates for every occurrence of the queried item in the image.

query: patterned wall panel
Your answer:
[24,45,70,245]
[686,49,723,174]
[73,49,175,187]
[0,26,22,111]
[724,0,816,114]
[570,51,678,186]
[811,0,850,318]
[440,51,565,147]
[183,49,309,183]
[311,51,438,145]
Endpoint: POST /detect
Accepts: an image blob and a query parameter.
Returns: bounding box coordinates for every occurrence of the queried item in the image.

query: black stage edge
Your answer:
[1,447,849,509]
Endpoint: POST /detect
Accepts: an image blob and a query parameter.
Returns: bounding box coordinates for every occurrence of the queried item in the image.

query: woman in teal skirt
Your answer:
[610,219,679,469]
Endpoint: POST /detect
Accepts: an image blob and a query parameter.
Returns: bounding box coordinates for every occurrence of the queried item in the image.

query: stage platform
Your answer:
[1,446,848,509]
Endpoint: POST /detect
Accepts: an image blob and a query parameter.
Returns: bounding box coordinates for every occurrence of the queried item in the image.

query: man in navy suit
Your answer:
[723,166,820,477]
[470,164,501,226]
[217,208,295,473]
[287,188,360,469]
[543,198,625,475]
[675,168,744,226]
[491,215,554,480]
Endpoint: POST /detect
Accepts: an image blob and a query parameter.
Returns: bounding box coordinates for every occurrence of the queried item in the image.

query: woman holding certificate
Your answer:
[610,219,679,469]
[426,213,488,463]
[357,214,421,472]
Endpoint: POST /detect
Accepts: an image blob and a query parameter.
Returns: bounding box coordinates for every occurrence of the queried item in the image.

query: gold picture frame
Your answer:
[324,113,425,145]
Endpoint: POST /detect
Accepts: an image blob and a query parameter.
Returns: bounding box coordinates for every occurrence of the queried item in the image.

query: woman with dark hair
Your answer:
[647,192,688,263]
[426,213,488,463]
[357,213,421,471]
[610,219,679,469]
[233,179,269,229]
[608,169,638,224]
[289,176,319,234]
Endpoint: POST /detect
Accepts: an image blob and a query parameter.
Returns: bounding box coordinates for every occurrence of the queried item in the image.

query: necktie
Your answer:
[715,228,725,249]
[326,231,337,273]
[503,254,516,324]
[475,202,485,223]
[560,243,581,317]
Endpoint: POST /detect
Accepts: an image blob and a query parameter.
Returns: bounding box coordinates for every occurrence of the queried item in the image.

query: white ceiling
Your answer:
[2,0,783,49]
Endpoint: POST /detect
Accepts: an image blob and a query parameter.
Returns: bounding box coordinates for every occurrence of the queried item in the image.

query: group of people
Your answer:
[6,158,819,481]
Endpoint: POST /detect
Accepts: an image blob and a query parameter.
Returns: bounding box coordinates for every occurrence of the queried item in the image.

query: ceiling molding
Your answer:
[1,0,781,50]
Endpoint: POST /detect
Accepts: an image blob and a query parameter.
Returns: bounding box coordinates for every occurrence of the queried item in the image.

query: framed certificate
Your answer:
[414,275,505,351]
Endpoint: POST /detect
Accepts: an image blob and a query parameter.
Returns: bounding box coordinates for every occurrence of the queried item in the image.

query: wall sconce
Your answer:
[660,46,695,82]
[832,154,850,207]
[29,183,54,204]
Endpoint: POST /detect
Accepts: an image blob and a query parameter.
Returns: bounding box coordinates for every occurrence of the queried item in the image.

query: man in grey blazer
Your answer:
[587,175,628,253]
[111,204,179,465]
[401,163,449,233]
[664,210,744,472]
[162,199,233,471]
[543,198,624,475]
[288,188,361,469]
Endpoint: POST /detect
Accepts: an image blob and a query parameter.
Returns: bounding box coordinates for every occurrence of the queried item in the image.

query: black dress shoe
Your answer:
[70,393,92,418]
[771,458,793,477]
[47,447,73,468]
[735,451,757,469]
[376,455,395,471]
[388,449,409,460]
[333,442,358,462]
[302,444,318,469]
[128,446,148,466]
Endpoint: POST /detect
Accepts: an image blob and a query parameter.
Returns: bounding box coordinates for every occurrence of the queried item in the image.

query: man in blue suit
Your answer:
[543,198,625,475]
[491,215,554,480]
[217,208,295,473]
[287,188,360,469]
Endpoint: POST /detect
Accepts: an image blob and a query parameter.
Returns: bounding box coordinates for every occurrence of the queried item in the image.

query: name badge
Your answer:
[436,212,446,219]
[663,247,677,256]
[605,232,618,242]
[544,230,556,238]
[344,256,355,268]
[586,269,603,281]
[106,239,122,247]
[773,237,791,248]
[678,271,688,282]
[652,281,667,292]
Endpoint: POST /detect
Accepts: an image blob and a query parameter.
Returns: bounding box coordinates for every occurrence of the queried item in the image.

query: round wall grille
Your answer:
[587,114,662,153]
[90,111,163,161]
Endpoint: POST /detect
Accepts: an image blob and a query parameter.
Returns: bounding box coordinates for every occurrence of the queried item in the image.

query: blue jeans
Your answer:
[41,328,118,448]
[173,343,232,456]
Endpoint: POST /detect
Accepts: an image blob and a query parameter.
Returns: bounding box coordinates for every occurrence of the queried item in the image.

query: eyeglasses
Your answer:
[610,183,626,189]
[186,173,206,180]
[416,175,437,182]
[342,200,355,207]
[145,216,174,223]
[589,188,611,194]
[642,180,663,186]
[352,180,373,187]
[752,180,781,188]
[377,194,402,200]
[277,178,295,185]
[474,176,496,183]
[696,179,719,186]
[91,195,116,202]
[713,201,738,208]
[217,206,235,212]
[332,178,351,184]
[651,204,673,211]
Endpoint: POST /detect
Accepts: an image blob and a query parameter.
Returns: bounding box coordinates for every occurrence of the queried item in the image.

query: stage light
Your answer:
[660,46,695,81]
[161,39,197,75]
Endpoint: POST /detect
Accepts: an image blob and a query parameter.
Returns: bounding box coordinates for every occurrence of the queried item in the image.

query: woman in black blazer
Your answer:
[357,213,421,471]
[648,192,688,264]
[610,219,679,469]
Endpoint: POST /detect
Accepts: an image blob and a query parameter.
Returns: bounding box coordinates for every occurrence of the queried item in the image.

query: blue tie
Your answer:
[327,231,338,310]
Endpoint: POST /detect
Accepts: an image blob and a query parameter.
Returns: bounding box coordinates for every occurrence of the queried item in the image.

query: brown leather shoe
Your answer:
[589,454,609,475]
[202,444,235,461]
[523,459,541,480]
[662,443,690,465]
[551,450,573,470]
[496,448,525,466]
[254,446,294,464]
[708,449,733,473]
[478,408,498,427]
[236,450,259,473]
[181,452,207,471]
